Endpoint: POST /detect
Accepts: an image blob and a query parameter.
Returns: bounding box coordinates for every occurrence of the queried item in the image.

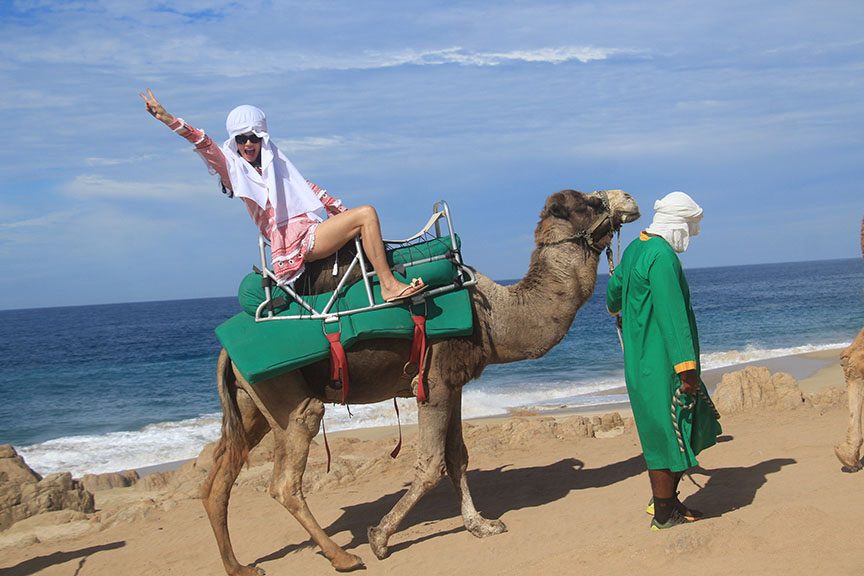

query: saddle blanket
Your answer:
[215,235,474,385]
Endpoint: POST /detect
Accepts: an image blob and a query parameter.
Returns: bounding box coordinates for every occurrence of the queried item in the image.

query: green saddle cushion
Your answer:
[237,235,461,316]
[215,235,473,384]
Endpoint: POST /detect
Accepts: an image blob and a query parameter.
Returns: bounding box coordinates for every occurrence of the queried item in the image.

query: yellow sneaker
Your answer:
[650,508,688,531]
[646,496,703,521]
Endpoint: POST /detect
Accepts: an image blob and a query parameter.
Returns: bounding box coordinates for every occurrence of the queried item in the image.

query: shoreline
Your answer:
[132,347,845,477]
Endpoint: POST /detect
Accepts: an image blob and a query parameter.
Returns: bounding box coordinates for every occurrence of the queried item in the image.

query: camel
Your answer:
[200,189,641,575]
[835,217,864,472]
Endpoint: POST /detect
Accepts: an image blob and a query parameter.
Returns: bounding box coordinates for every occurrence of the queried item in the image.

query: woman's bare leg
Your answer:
[306,205,424,301]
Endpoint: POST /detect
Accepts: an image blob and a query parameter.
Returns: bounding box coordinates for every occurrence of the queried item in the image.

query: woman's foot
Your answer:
[382,278,426,303]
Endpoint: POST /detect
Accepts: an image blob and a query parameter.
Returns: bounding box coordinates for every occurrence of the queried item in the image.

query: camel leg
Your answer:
[201,379,271,576]
[444,389,507,538]
[367,384,451,559]
[267,395,364,572]
[835,339,864,471]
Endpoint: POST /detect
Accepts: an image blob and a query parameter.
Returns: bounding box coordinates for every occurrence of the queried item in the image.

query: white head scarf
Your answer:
[644,191,703,253]
[221,105,324,226]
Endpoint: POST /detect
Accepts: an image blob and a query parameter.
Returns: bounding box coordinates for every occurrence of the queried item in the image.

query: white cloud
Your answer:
[1,210,78,231]
[304,46,631,71]
[270,134,421,158]
[1,2,638,80]
[0,89,74,110]
[0,28,631,76]
[0,210,82,260]
[431,46,631,66]
[63,174,200,202]
[83,156,159,167]
[273,136,347,153]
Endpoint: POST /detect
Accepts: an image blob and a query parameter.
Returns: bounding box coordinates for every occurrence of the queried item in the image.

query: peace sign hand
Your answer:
[140,88,176,126]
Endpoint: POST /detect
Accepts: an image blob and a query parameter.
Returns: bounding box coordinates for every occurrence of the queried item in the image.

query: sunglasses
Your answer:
[235,133,261,144]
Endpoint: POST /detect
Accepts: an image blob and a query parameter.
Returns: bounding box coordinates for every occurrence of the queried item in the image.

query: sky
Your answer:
[1,0,862,310]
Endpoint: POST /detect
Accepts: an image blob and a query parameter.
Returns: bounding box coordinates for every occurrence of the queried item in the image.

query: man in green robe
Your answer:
[606,191,722,530]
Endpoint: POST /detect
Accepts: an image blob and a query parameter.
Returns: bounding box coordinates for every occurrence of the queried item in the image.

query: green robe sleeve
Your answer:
[647,251,698,374]
[606,266,623,315]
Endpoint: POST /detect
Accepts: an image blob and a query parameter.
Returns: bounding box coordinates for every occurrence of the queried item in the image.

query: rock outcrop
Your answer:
[0,445,95,531]
[80,470,139,492]
[713,367,805,414]
[713,365,846,415]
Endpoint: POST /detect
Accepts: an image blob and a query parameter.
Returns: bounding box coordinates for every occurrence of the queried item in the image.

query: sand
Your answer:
[1,348,862,576]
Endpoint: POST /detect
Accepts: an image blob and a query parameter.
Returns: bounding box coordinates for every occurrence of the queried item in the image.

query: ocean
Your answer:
[1,258,862,477]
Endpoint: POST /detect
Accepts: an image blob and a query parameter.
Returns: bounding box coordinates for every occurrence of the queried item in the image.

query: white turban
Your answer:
[644,191,703,253]
[219,105,324,226]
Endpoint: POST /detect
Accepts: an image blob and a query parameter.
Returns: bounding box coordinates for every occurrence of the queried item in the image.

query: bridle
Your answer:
[538,190,619,256]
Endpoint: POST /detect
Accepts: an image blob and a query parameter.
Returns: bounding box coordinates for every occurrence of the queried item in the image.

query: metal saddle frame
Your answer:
[254,200,477,323]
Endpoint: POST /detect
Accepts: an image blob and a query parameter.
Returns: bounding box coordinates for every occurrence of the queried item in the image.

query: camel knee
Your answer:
[293,397,324,437]
[269,478,305,514]
[200,439,244,501]
[841,339,864,381]
[271,492,305,515]
[414,457,446,491]
[842,365,864,392]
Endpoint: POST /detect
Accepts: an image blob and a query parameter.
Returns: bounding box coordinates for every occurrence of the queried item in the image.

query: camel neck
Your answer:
[484,243,601,364]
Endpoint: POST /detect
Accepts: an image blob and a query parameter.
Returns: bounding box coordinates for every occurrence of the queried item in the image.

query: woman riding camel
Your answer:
[140,89,425,302]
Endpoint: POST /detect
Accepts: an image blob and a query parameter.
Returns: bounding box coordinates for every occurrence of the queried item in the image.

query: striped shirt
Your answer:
[169,118,347,283]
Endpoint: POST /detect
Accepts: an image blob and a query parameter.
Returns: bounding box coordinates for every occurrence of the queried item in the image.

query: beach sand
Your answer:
[2,348,863,576]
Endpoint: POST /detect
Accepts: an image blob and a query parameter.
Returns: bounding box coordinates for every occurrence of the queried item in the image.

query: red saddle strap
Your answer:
[321,418,332,473]
[325,331,349,404]
[409,315,427,402]
[390,398,402,459]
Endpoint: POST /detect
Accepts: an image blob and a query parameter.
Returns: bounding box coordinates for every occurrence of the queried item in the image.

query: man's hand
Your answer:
[678,369,698,396]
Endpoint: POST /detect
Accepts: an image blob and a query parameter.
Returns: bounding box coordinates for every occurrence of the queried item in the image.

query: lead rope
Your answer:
[671,386,721,454]
[671,388,695,453]
[606,240,624,352]
[699,386,721,420]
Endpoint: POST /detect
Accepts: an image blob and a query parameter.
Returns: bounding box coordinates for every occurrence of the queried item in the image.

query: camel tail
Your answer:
[200,350,249,499]
[217,349,250,467]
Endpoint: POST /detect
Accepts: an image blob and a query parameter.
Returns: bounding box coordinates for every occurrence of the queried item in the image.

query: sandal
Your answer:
[384,278,427,303]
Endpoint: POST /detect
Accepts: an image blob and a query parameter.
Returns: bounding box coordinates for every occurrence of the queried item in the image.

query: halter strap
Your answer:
[538,190,617,254]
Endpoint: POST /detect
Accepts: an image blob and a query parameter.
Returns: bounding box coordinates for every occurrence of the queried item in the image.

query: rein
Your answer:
[604,207,624,351]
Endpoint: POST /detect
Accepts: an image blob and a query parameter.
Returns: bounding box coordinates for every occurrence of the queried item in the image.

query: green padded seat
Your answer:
[215,235,473,385]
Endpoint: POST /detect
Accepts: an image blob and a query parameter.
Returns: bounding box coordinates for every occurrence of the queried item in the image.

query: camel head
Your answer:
[534,189,640,253]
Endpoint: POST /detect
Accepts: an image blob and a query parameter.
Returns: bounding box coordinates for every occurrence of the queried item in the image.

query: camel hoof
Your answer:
[367,526,389,560]
[467,517,508,538]
[332,553,364,572]
[232,565,265,576]
[834,443,863,471]
[489,518,508,535]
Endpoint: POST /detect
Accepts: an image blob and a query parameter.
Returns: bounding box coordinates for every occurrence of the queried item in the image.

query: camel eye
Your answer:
[547,203,569,219]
